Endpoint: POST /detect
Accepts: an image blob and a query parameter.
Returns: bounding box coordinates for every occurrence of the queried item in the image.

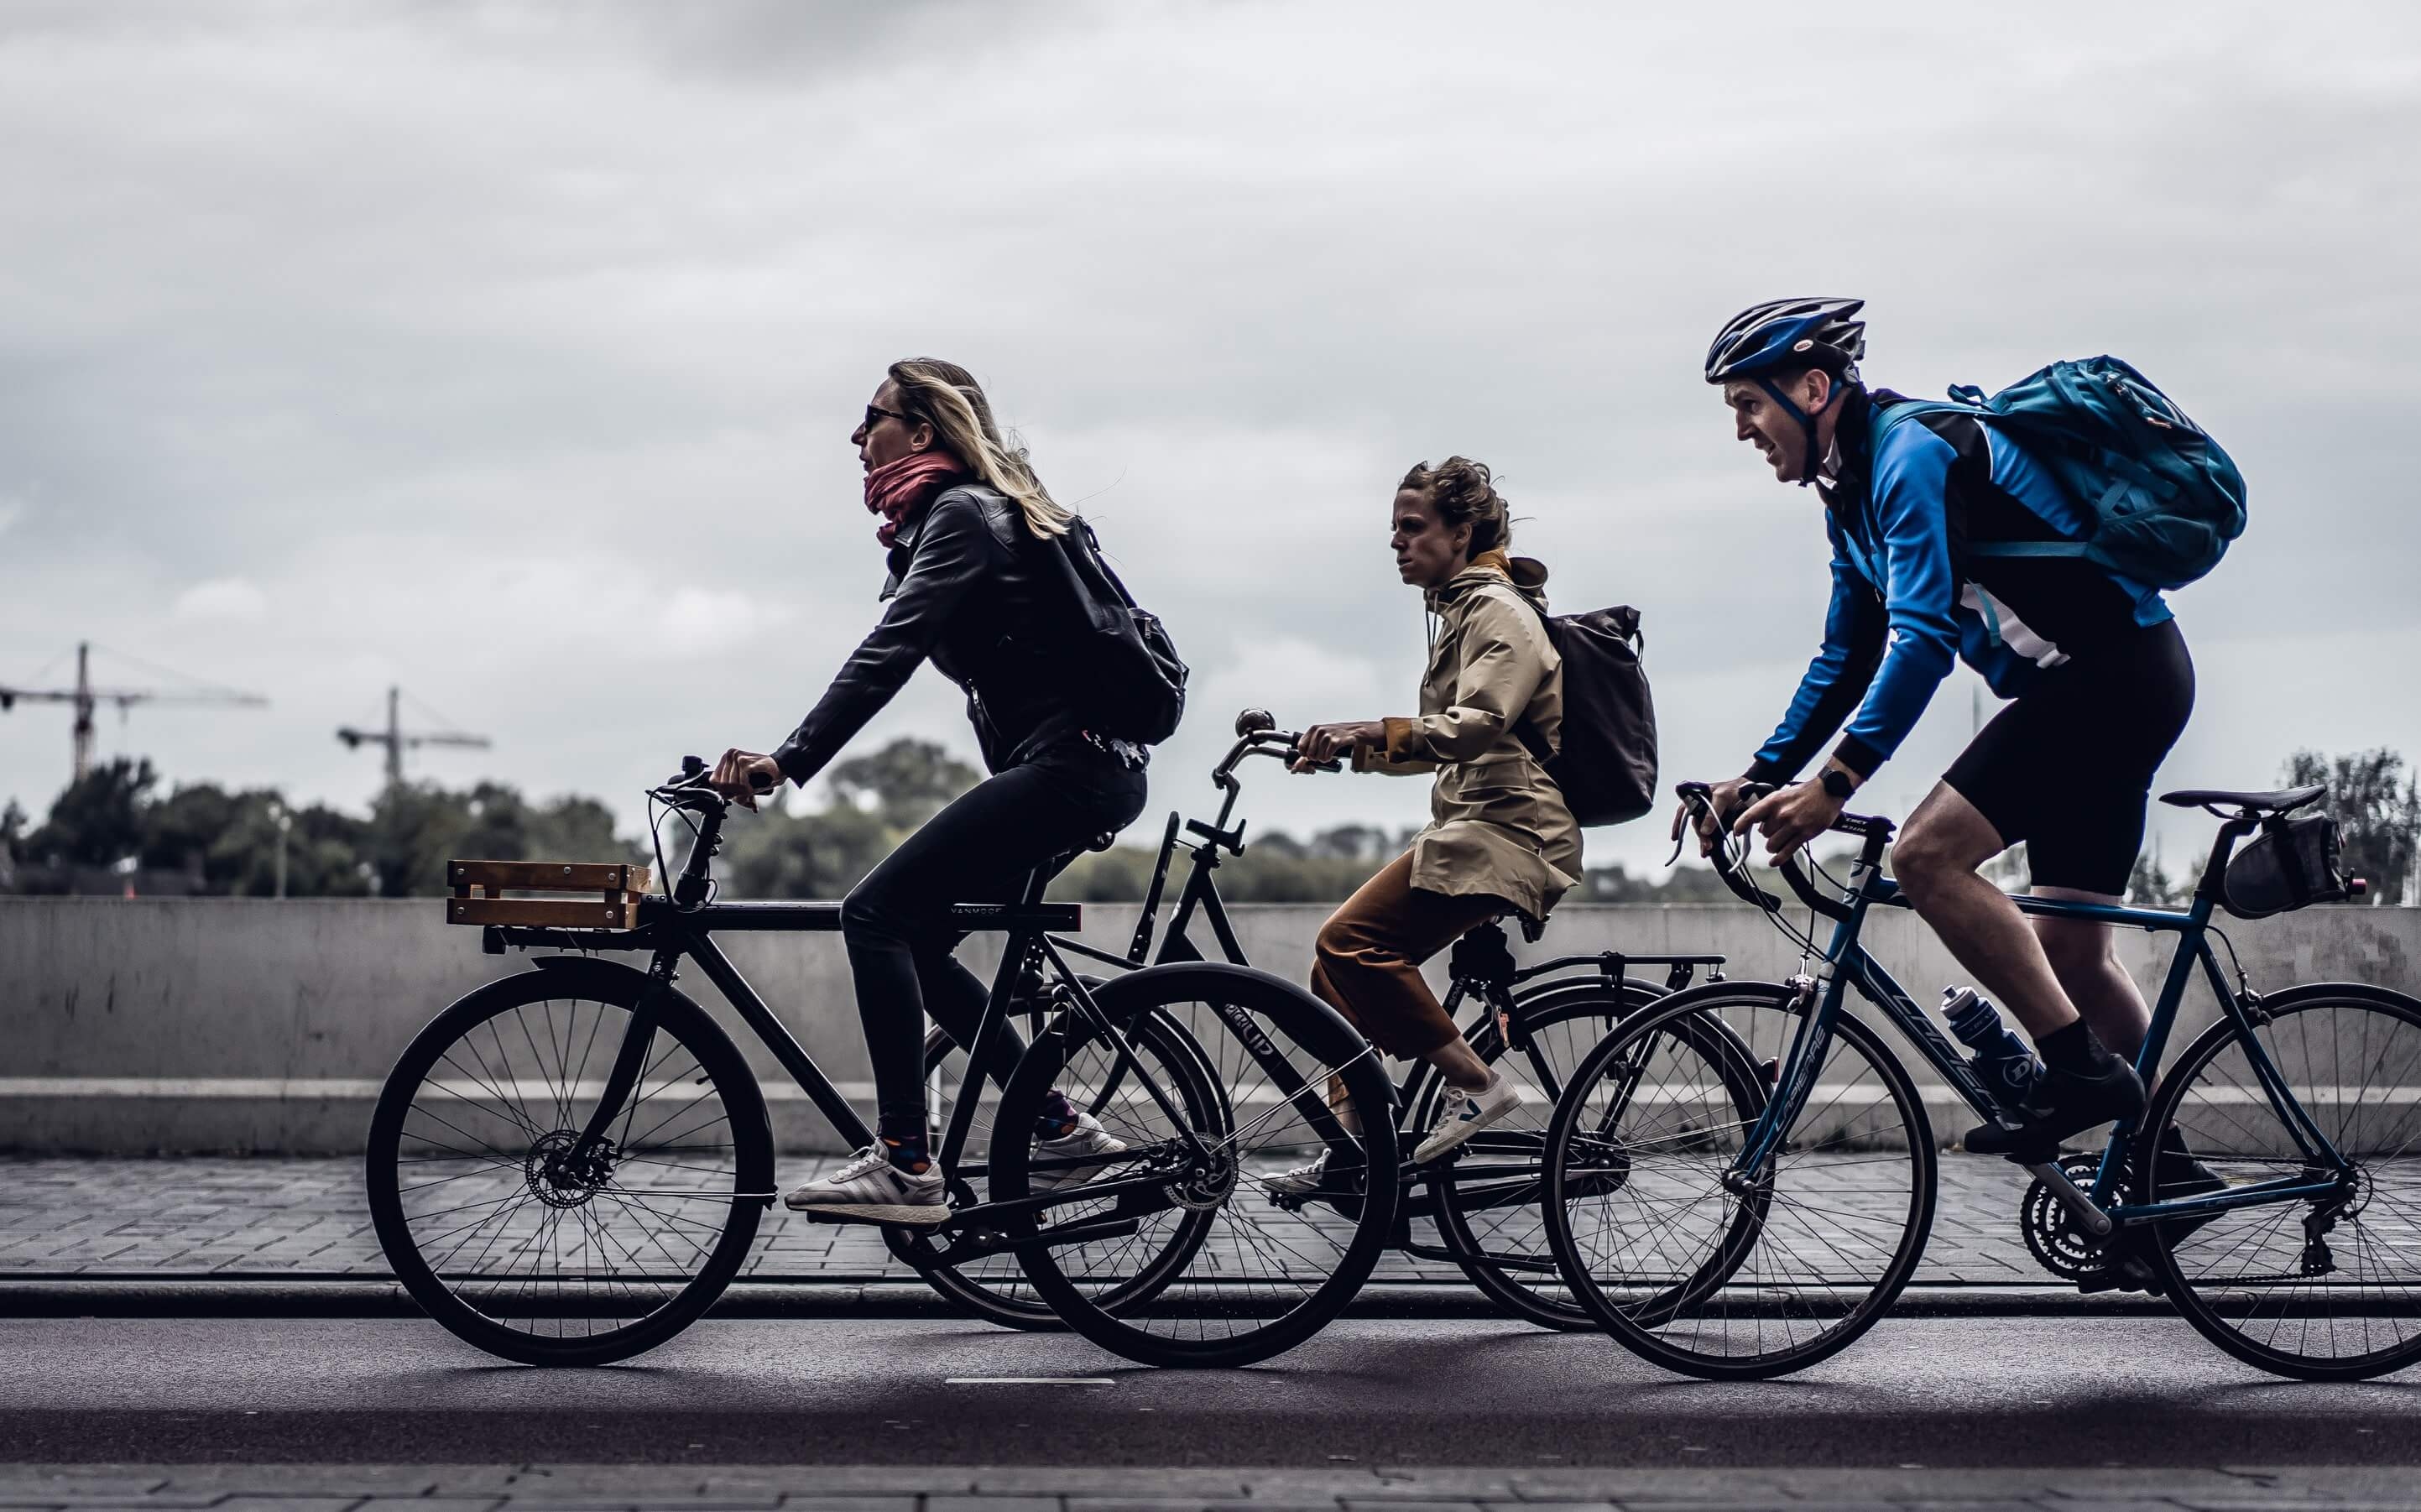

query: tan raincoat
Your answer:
[1354,550,1582,920]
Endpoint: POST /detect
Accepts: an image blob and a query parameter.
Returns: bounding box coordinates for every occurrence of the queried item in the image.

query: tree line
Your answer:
[5,739,2416,905]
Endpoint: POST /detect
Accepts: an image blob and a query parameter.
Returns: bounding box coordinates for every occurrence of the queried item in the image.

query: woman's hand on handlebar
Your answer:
[708,748,783,811]
[1672,776,1750,857]
[1291,720,1382,773]
[1733,775,1848,861]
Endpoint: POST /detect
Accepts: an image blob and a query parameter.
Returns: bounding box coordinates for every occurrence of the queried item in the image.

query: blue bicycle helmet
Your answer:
[1705,298,1866,485]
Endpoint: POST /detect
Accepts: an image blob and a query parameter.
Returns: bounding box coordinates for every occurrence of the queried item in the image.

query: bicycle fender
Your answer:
[1094,961,1375,1070]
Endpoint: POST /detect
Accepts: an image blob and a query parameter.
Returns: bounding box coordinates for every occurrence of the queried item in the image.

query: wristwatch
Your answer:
[1819,767,1857,801]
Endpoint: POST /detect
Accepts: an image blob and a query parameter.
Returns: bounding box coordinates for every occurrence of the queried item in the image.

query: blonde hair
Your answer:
[888,357,1072,539]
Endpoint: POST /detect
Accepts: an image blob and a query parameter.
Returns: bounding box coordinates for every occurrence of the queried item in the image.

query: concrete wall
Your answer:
[2,897,2415,1154]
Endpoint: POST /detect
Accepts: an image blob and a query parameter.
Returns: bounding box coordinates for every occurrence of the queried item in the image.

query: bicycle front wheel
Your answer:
[890,1007,1219,1331]
[2144,983,2421,1380]
[1542,982,1936,1379]
[994,962,1400,1368]
[365,961,774,1366]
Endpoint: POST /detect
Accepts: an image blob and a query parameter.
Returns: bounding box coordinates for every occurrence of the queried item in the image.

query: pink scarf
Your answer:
[864,451,969,547]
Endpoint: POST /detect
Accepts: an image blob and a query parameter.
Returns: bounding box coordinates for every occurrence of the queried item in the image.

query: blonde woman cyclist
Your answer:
[1271,457,1581,1190]
[708,358,1146,1224]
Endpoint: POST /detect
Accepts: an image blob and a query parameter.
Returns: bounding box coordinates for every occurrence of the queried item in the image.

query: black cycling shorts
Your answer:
[1942,618,2194,896]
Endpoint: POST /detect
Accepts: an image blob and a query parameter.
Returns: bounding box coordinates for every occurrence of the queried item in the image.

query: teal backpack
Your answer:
[1877,356,2248,590]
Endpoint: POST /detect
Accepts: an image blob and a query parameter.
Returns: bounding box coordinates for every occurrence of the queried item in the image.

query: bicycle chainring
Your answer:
[1165,1147,1239,1212]
[2020,1153,2112,1282]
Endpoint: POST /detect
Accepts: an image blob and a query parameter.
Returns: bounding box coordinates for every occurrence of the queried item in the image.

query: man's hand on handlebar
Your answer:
[707,748,783,811]
[1672,776,1752,857]
[1732,771,1850,861]
[1291,720,1382,773]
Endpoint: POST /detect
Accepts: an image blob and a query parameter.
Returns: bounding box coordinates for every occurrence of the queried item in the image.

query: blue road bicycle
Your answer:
[1541,780,2421,1380]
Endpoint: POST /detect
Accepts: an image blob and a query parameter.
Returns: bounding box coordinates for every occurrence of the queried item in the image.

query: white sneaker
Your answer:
[1030,1110,1128,1192]
[1261,1148,1330,1197]
[783,1142,949,1227]
[1414,1072,1523,1163]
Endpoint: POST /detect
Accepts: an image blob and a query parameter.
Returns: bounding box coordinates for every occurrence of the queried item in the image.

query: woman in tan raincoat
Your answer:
[1269,457,1581,1184]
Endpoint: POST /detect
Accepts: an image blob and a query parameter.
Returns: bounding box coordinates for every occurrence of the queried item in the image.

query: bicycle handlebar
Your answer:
[1672,780,1899,924]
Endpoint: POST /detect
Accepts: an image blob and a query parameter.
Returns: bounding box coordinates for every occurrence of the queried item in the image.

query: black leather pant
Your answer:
[841,752,1149,1139]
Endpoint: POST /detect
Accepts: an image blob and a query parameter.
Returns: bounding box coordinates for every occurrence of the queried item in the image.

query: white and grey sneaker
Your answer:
[783,1142,948,1227]
[1413,1071,1523,1164]
[1030,1110,1128,1192]
[1260,1148,1330,1197]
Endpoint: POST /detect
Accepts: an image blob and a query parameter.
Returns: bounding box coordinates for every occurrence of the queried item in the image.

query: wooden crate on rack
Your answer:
[444,860,654,931]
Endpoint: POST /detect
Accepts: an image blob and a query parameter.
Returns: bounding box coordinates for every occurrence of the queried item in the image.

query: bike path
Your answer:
[2,1316,2417,1469]
[0,1155,2135,1315]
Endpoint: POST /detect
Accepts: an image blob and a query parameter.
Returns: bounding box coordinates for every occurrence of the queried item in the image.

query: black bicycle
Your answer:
[927,708,1723,1333]
[1542,779,2421,1381]
[365,757,1400,1369]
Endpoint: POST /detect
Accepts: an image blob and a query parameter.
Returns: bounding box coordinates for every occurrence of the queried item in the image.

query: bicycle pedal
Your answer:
[2074,1257,2165,1297]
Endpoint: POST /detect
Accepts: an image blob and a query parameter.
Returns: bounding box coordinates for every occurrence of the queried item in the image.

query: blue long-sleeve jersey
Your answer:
[1747,388,2173,785]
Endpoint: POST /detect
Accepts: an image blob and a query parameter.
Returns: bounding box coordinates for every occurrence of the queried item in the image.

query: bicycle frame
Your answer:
[1049,757,1724,1264]
[1728,814,2355,1234]
[485,816,1223,1264]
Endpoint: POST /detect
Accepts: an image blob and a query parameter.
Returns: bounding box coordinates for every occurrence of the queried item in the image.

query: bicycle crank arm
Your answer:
[2023,1159,2113,1238]
[921,1215,1145,1266]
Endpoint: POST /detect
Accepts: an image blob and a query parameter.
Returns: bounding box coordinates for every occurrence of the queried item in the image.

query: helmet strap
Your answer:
[1756,373,1844,487]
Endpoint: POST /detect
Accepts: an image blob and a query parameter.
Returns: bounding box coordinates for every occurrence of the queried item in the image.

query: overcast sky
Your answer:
[3,0,2416,878]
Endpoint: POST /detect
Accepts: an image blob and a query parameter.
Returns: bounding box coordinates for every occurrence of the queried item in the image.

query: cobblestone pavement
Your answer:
[0,1155,2045,1285]
[0,1463,2413,1511]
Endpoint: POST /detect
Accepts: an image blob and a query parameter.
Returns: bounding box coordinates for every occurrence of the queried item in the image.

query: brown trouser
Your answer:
[1308,852,1505,1059]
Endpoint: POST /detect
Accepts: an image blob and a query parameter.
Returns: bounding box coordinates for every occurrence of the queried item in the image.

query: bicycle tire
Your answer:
[1542,981,1937,1380]
[366,960,774,1367]
[994,962,1400,1368]
[1416,975,1671,1331]
[2142,982,2421,1381]
[890,1007,1223,1331]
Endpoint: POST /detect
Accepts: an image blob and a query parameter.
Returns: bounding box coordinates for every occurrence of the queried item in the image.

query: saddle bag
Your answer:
[2222,812,2352,920]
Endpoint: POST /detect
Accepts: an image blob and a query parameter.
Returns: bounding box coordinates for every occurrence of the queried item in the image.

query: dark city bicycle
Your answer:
[1542,780,2421,1381]
[939,707,1724,1332]
[365,757,1400,1369]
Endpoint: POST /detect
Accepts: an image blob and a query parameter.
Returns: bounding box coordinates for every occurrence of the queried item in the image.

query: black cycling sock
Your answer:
[879,1130,931,1176]
[2037,1019,2111,1074]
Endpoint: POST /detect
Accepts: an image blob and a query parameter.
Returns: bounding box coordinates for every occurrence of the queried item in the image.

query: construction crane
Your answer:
[0,642,269,783]
[337,686,492,787]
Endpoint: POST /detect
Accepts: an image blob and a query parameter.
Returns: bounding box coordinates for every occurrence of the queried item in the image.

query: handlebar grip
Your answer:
[1672,783,1786,912]
[748,767,779,795]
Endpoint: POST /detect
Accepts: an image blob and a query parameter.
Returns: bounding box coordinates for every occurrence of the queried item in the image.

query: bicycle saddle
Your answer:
[2158,785,2324,815]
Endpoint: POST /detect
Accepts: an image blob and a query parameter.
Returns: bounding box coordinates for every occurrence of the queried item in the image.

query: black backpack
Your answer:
[1513,597,1658,826]
[1046,517,1189,744]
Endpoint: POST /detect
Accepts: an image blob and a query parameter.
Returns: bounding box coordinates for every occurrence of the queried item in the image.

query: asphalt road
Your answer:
[3,1316,2419,1468]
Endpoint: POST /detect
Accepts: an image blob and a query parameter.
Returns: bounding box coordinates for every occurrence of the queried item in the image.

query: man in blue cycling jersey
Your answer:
[1680,297,2194,1158]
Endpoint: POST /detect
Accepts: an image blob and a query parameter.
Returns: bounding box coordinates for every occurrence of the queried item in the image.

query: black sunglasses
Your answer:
[863,404,917,430]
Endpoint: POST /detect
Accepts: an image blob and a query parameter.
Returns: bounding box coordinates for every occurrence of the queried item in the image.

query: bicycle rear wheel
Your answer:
[1418,977,1665,1330]
[365,961,774,1366]
[2144,983,2421,1380]
[994,962,1400,1368]
[890,1006,1219,1331]
[1542,982,1935,1379]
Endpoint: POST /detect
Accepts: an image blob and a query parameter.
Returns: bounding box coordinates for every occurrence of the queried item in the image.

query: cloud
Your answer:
[655,587,797,657]
[172,576,268,621]
[0,0,2417,875]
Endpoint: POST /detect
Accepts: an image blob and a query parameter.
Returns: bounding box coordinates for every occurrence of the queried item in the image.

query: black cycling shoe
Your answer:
[1964,1057,2146,1160]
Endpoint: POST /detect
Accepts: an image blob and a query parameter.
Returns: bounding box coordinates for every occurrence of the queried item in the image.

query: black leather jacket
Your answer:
[772,484,1140,784]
